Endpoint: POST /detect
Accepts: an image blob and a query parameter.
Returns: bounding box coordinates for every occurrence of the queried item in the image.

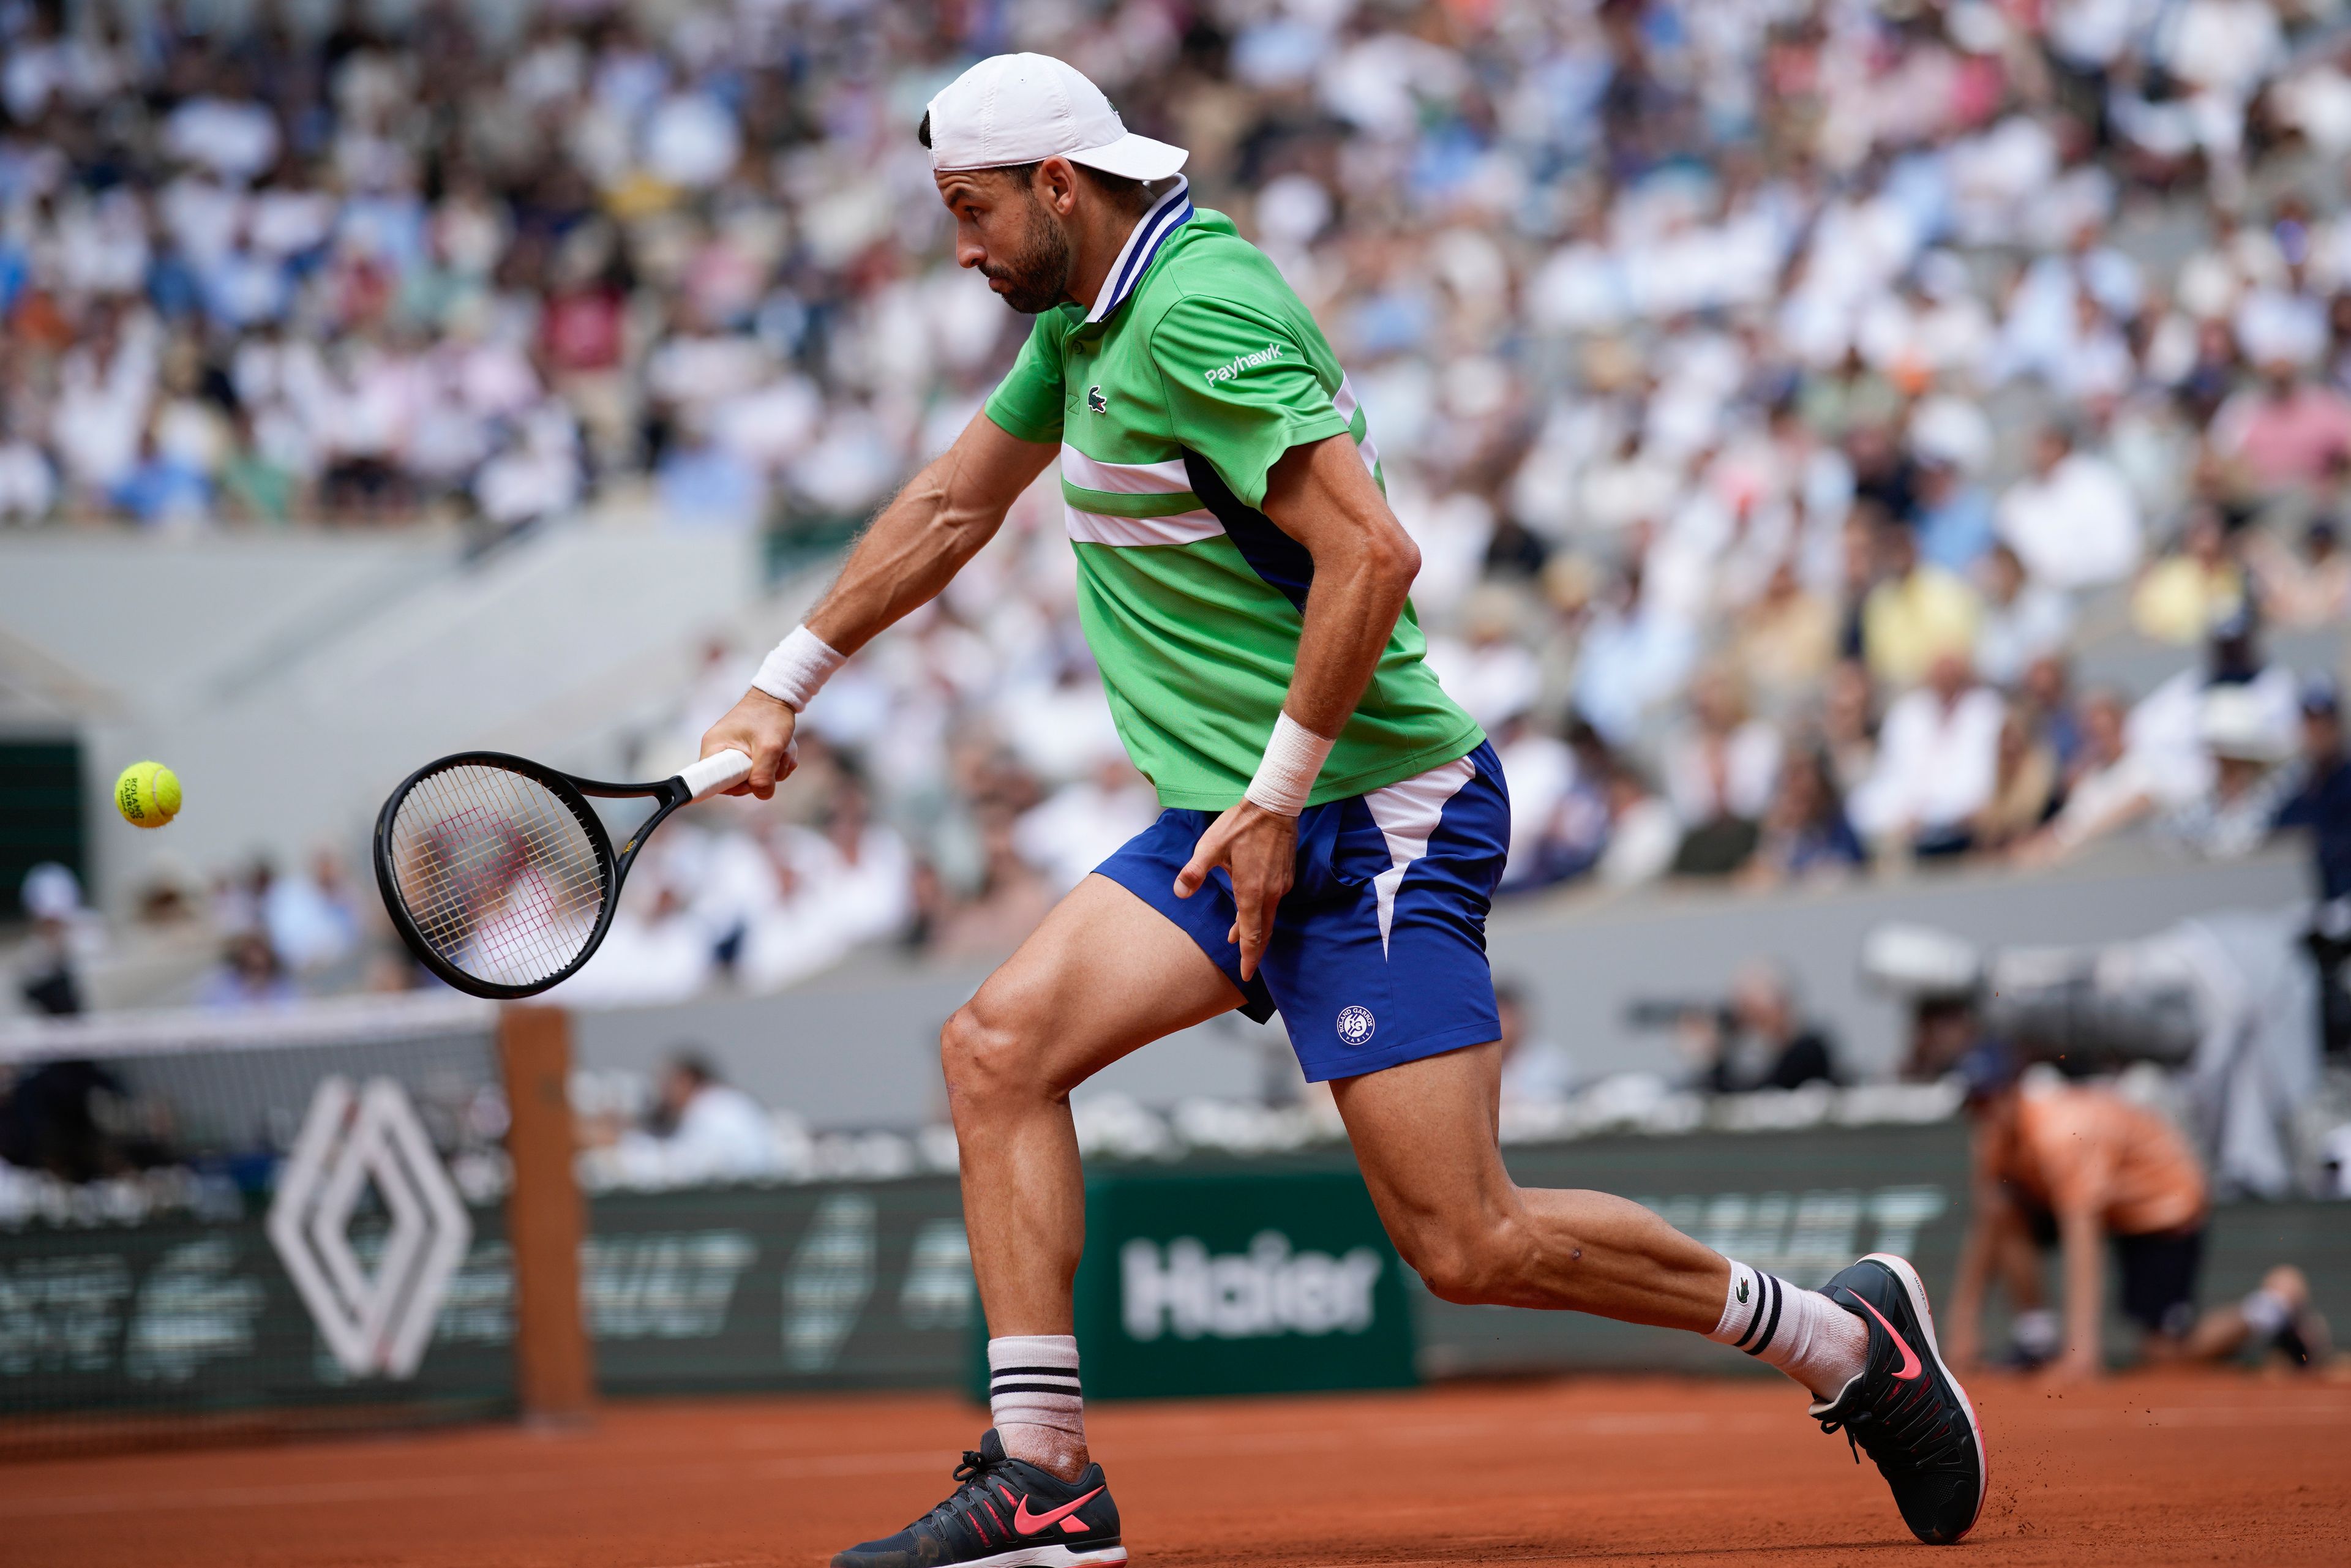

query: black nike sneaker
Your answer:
[1810,1253,1987,1545]
[830,1428,1126,1567]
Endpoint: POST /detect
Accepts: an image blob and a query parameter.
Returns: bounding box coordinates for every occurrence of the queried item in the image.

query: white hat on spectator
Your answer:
[20,862,82,921]
[924,54,1188,181]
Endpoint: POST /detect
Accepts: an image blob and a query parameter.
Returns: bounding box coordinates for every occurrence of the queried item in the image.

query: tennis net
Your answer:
[0,993,519,1456]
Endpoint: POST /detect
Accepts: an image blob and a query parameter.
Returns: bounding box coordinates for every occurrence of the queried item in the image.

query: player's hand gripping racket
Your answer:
[372,748,754,999]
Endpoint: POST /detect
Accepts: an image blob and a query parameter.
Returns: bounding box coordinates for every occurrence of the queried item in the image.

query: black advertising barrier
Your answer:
[7,1125,2350,1428]
[0,1182,975,1427]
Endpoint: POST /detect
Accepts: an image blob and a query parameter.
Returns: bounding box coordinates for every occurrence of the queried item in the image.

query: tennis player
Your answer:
[700,54,1987,1564]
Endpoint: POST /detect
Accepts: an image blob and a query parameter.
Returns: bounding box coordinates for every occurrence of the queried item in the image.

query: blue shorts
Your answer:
[1095,740,1509,1082]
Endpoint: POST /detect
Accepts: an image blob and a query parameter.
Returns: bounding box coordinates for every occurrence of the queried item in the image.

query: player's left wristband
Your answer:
[752,625,844,711]
[1243,712,1335,817]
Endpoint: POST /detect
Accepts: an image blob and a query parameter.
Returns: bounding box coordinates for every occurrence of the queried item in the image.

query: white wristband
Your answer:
[751,625,845,711]
[1243,712,1336,817]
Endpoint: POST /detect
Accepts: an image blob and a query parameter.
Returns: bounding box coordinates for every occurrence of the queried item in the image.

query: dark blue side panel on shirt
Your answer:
[1182,449,1314,611]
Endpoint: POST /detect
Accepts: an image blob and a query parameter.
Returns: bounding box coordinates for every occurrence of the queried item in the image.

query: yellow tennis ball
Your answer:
[115,761,181,829]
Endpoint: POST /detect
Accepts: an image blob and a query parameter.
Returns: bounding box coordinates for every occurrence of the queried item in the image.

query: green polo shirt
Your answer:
[983,201,1481,810]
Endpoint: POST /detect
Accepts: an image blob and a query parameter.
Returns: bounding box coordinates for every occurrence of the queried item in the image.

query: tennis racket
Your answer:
[372,748,754,999]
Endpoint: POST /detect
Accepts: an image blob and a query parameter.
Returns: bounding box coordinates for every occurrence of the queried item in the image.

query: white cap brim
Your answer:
[1065,132,1188,182]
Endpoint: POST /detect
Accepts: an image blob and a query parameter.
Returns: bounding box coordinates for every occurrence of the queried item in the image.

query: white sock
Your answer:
[988,1334,1084,1449]
[2011,1307,2061,1362]
[2240,1287,2294,1338]
[1708,1259,1870,1401]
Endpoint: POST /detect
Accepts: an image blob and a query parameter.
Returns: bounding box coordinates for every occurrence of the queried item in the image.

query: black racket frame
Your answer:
[372,749,702,1000]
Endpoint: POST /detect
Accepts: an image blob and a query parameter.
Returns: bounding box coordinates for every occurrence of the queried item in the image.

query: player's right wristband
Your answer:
[751,625,845,711]
[1243,711,1336,817]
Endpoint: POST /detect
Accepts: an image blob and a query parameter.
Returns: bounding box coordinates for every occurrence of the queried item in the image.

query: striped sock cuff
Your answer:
[988,1334,1084,1440]
[1708,1260,1791,1356]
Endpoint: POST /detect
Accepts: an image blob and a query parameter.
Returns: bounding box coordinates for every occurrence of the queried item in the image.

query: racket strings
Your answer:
[388,763,608,986]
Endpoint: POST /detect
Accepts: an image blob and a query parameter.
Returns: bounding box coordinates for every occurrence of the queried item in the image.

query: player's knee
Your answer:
[1400,1214,1525,1307]
[939,1002,1041,1115]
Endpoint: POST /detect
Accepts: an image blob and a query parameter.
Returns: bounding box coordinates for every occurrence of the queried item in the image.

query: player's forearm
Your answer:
[748,416,1051,715]
[1284,540,1416,735]
[804,451,1003,656]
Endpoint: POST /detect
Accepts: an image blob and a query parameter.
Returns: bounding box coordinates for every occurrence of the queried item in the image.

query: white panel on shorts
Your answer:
[1063,503,1225,547]
[1361,754,1477,956]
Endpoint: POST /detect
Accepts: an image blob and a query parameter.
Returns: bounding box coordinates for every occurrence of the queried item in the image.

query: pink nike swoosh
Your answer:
[1853,1293,1925,1380]
[1012,1485,1104,1536]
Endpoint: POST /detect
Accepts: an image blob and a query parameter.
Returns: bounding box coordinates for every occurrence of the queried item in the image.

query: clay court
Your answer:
[2,1370,2344,1567]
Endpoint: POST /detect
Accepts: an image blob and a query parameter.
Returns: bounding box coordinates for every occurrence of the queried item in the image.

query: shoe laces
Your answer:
[920,1449,1006,1526]
[1817,1375,1968,1473]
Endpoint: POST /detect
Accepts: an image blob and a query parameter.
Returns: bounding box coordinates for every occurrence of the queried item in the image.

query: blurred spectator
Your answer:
[1862,519,1981,689]
[2276,681,2351,1056]
[2020,653,2087,776]
[1731,560,1837,718]
[1971,708,2061,853]
[602,1052,788,1187]
[2249,518,2351,629]
[1014,757,1158,894]
[1821,659,1881,799]
[1595,760,1682,890]
[1680,961,1837,1095]
[1662,661,1780,872]
[1742,744,1867,887]
[2132,508,2246,645]
[2275,681,2351,904]
[1913,453,1998,576]
[263,849,361,972]
[2210,366,2351,496]
[1425,587,1540,732]
[1572,561,1696,746]
[196,930,298,1009]
[1974,542,2074,687]
[13,863,101,1016]
[2123,611,2303,812]
[1850,655,2004,857]
[930,812,1055,961]
[2162,686,2296,860]
[1995,427,2142,591]
[0,1059,160,1181]
[2028,687,2156,860]
[1496,981,1575,1107]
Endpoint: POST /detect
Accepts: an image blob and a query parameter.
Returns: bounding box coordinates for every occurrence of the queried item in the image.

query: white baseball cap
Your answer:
[924,53,1188,182]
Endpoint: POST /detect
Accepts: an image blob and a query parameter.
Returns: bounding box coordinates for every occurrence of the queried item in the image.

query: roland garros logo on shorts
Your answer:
[1336,1005,1376,1046]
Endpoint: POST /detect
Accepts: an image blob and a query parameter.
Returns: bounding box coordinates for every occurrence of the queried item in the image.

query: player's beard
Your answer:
[982,191,1074,314]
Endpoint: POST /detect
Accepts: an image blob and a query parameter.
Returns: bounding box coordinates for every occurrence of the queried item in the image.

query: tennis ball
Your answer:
[115,761,182,829]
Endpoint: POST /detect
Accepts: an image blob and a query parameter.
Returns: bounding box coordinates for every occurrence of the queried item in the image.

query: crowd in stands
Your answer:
[7,0,2351,1010]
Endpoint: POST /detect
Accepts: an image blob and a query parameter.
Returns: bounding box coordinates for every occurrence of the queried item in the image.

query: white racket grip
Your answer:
[679,748,754,801]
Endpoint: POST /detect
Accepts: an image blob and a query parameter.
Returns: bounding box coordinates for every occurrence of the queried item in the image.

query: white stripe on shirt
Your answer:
[1064,504,1224,547]
[1059,445,1193,495]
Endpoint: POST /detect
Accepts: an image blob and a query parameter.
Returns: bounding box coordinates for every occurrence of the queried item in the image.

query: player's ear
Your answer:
[1038,157,1080,216]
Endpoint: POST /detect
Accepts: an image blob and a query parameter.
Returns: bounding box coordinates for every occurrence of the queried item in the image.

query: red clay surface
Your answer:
[2,1370,2346,1566]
